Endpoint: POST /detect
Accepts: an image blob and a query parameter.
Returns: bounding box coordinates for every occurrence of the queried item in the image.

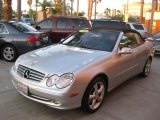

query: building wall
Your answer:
[123,0,160,17]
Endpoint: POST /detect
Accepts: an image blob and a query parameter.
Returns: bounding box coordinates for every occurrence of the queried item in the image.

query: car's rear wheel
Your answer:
[82,77,106,113]
[1,45,18,62]
[141,58,152,77]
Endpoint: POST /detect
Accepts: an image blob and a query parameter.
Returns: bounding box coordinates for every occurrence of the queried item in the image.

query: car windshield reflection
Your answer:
[62,29,120,52]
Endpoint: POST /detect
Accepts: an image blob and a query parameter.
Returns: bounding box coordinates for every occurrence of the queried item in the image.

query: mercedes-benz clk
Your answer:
[11,28,154,113]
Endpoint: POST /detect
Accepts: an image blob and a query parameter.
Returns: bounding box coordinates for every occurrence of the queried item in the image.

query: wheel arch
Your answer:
[0,42,18,55]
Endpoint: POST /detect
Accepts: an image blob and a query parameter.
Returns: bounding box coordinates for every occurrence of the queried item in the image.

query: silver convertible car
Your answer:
[11,28,154,112]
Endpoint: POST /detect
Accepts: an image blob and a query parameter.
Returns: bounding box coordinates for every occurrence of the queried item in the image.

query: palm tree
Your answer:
[0,0,3,20]
[27,0,32,17]
[94,0,101,19]
[139,0,144,23]
[117,10,121,15]
[63,0,66,16]
[35,0,39,21]
[3,0,12,21]
[76,0,79,16]
[149,0,156,34]
[38,0,52,19]
[70,0,74,16]
[17,0,21,21]
[88,0,93,19]
[104,8,111,18]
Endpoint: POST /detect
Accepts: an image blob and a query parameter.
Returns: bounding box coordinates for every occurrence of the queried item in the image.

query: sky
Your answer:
[12,0,154,14]
[12,0,124,14]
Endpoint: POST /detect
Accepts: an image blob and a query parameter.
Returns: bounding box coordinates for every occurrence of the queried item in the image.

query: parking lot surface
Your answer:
[0,56,160,120]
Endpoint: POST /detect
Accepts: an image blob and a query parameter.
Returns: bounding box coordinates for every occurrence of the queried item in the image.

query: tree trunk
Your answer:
[70,0,74,16]
[149,0,156,34]
[62,0,66,16]
[76,0,79,16]
[0,0,3,20]
[17,0,21,21]
[43,0,47,19]
[139,0,144,23]
[88,0,93,20]
[94,0,97,19]
[3,0,12,21]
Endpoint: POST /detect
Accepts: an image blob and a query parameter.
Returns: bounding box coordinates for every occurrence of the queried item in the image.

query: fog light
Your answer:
[52,99,61,105]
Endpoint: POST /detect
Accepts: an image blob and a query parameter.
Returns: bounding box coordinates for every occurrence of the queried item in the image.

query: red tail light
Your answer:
[27,35,38,42]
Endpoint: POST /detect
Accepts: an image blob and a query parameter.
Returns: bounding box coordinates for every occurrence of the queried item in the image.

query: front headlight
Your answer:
[46,73,75,89]
[46,75,59,87]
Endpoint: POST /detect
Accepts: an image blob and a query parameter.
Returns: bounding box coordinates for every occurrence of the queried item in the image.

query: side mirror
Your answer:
[35,25,41,30]
[119,47,133,55]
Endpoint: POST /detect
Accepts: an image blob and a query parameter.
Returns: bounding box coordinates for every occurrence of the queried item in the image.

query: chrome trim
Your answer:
[17,65,45,82]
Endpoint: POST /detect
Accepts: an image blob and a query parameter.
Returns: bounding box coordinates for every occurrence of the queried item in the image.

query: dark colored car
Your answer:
[147,32,160,55]
[36,16,91,43]
[90,19,129,30]
[0,21,50,62]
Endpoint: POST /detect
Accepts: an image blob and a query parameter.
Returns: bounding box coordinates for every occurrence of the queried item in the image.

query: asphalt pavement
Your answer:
[0,56,160,120]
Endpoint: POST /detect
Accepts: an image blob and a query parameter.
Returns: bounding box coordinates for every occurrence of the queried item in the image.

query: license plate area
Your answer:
[17,82,28,95]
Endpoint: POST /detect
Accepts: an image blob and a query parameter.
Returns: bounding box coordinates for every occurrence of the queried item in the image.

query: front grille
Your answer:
[17,65,45,82]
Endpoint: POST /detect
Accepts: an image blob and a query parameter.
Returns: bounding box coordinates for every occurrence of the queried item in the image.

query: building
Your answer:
[123,0,160,17]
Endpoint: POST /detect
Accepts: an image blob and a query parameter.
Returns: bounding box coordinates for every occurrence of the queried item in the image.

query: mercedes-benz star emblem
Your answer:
[24,69,31,79]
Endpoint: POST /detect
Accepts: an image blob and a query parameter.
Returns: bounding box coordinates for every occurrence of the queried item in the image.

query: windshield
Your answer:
[62,29,120,52]
[11,22,37,32]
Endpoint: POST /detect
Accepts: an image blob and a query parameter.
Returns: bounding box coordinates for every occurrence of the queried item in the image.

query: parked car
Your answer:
[11,28,154,113]
[146,31,160,55]
[0,21,50,62]
[36,16,91,43]
[127,23,149,38]
[21,18,36,26]
[90,19,129,30]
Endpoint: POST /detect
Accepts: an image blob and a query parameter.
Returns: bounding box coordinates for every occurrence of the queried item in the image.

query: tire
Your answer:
[141,58,152,77]
[1,45,18,62]
[82,77,106,113]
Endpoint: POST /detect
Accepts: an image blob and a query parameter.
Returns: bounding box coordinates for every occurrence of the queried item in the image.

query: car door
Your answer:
[109,32,140,89]
[132,33,150,72]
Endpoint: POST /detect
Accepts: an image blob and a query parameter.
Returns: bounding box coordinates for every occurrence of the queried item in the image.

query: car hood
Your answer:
[17,44,110,74]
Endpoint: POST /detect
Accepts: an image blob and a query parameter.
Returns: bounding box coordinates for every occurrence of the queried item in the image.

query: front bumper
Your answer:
[11,68,82,110]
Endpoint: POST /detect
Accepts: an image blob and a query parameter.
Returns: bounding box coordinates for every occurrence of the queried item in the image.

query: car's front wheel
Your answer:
[82,77,106,113]
[1,45,18,62]
[141,58,152,77]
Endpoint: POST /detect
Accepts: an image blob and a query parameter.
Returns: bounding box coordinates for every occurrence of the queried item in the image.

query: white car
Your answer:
[127,23,149,38]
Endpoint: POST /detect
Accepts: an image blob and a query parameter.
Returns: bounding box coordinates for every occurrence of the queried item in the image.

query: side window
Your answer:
[0,24,8,34]
[119,33,138,49]
[56,18,72,29]
[72,19,87,29]
[133,24,144,30]
[38,19,53,29]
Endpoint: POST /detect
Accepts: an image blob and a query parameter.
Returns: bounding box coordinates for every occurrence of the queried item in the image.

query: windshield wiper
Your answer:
[78,45,93,50]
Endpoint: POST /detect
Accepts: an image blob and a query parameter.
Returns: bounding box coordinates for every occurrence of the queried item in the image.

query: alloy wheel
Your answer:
[3,46,15,61]
[88,82,105,110]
